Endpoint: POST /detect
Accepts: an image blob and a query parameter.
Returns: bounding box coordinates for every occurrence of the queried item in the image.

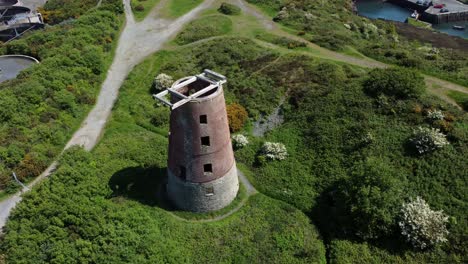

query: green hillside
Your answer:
[1,1,467,263]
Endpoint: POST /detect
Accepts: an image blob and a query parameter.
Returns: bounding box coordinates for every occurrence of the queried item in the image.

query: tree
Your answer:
[218,3,241,15]
[399,196,449,249]
[363,68,425,99]
[336,157,406,239]
[226,103,248,132]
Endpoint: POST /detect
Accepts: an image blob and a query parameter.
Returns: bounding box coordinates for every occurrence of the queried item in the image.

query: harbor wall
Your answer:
[388,0,468,24]
[422,10,468,23]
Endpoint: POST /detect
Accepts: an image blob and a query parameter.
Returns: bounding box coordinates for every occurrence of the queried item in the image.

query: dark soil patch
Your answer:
[391,21,468,52]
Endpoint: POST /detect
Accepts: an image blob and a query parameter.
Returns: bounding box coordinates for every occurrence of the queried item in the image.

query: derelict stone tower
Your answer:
[154,70,239,212]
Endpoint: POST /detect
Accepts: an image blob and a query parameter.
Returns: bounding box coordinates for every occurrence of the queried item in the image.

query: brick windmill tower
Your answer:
[154,70,239,212]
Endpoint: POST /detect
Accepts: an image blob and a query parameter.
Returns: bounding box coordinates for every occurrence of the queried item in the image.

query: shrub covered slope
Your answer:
[0,1,123,193]
[1,1,467,263]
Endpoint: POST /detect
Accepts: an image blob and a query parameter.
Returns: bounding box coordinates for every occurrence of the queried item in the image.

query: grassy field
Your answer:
[174,15,233,45]
[407,18,432,29]
[163,0,203,18]
[131,0,161,21]
[447,90,468,110]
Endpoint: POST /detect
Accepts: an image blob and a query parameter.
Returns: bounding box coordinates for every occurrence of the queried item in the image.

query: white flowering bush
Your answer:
[399,196,449,249]
[231,134,249,149]
[410,126,449,154]
[274,7,290,21]
[261,142,287,161]
[427,109,445,121]
[153,73,174,92]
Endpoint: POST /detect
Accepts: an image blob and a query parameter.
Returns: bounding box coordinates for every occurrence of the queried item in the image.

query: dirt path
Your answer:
[0,0,215,229]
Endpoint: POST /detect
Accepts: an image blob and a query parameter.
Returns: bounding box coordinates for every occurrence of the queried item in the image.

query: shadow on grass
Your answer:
[310,185,414,257]
[108,166,175,210]
[109,166,249,221]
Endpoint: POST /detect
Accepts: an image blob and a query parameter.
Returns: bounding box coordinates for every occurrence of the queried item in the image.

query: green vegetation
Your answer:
[218,2,241,16]
[174,15,232,45]
[255,32,307,50]
[40,0,123,24]
[3,31,466,262]
[1,39,327,263]
[407,18,432,29]
[165,0,203,18]
[1,1,467,263]
[131,0,161,21]
[448,90,468,110]
[246,0,468,87]
[0,1,123,193]
[363,68,425,99]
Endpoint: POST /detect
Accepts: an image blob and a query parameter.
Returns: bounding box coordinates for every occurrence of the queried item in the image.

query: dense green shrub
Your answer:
[218,2,241,15]
[41,0,123,24]
[335,157,406,240]
[0,5,122,191]
[363,68,425,99]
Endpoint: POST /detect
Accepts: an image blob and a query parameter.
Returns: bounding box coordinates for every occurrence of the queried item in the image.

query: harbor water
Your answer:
[356,0,468,39]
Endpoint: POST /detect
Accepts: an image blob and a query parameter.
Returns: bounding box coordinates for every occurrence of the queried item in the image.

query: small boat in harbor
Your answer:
[452,25,466,30]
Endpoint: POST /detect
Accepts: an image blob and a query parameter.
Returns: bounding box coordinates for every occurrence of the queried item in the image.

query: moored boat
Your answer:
[452,25,465,30]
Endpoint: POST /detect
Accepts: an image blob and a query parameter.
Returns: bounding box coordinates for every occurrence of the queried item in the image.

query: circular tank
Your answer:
[0,0,19,7]
[0,55,39,83]
[166,77,239,212]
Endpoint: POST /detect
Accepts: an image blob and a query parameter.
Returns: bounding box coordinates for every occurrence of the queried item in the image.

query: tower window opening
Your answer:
[179,166,186,180]
[204,164,213,175]
[200,115,207,124]
[205,186,214,196]
[201,136,210,146]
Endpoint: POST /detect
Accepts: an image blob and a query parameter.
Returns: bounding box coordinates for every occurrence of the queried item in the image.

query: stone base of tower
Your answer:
[167,163,239,212]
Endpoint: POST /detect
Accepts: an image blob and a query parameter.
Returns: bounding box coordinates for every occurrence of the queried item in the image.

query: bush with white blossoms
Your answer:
[153,73,174,92]
[231,134,249,149]
[427,109,444,121]
[410,126,449,154]
[262,142,288,160]
[399,196,449,249]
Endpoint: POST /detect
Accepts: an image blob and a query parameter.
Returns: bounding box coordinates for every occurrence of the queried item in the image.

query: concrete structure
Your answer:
[390,0,468,23]
[0,0,20,7]
[154,70,239,212]
[0,1,43,42]
[0,55,39,83]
